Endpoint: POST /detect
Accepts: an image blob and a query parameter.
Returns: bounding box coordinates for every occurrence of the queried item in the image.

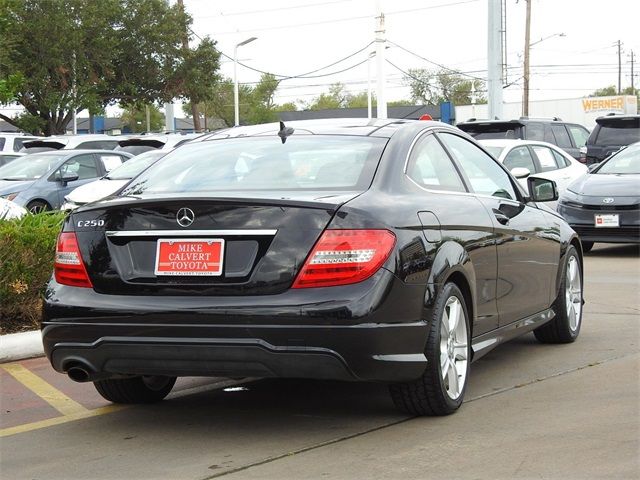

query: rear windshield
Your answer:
[459,125,522,140]
[596,144,640,174]
[106,151,164,180]
[595,119,640,145]
[122,136,387,195]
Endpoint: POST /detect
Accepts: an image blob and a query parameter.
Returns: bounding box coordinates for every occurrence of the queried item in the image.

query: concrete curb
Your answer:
[0,330,44,363]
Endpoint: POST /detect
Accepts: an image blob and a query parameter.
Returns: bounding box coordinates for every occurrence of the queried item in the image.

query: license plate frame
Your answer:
[154,238,224,276]
[594,214,619,228]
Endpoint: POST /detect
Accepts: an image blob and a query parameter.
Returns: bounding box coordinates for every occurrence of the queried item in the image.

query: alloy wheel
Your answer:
[565,255,582,332]
[439,296,469,400]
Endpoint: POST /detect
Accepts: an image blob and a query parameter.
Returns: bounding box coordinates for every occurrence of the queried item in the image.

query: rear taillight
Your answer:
[292,229,396,288]
[54,232,93,288]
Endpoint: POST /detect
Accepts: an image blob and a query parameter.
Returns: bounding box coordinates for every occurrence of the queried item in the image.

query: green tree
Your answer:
[590,85,638,101]
[184,73,286,127]
[119,104,164,133]
[0,0,221,135]
[404,68,486,105]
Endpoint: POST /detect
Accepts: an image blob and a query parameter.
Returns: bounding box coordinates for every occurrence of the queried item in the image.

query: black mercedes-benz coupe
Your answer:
[42,119,584,415]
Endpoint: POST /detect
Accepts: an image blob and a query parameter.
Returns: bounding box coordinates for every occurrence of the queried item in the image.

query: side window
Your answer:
[531,146,560,172]
[98,154,126,172]
[544,125,556,144]
[439,133,517,200]
[406,134,466,192]
[568,125,589,147]
[59,154,99,180]
[503,146,537,173]
[552,150,570,168]
[526,123,544,141]
[0,138,5,150]
[550,125,572,148]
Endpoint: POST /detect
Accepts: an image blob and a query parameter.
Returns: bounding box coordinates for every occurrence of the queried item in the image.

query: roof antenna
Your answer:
[277,121,294,144]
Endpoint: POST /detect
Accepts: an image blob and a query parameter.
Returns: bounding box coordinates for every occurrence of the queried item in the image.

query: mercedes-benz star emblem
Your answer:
[602,198,614,204]
[176,208,195,227]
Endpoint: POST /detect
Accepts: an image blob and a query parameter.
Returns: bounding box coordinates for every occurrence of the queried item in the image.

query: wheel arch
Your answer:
[26,198,52,210]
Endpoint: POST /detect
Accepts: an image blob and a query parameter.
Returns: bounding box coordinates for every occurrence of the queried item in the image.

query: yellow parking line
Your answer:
[0,404,125,438]
[1,363,89,416]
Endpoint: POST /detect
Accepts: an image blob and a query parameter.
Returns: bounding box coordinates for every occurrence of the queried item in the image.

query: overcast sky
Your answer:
[185,0,640,107]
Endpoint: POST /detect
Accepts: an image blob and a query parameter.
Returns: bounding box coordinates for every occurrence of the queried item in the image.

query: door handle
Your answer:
[492,209,510,225]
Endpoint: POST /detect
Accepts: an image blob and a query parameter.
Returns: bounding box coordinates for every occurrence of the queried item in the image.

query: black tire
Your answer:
[581,241,594,253]
[389,282,471,416]
[534,245,583,344]
[94,376,176,404]
[27,200,50,213]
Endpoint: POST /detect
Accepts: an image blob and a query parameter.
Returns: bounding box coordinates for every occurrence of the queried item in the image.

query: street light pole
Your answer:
[234,37,257,127]
[522,0,531,117]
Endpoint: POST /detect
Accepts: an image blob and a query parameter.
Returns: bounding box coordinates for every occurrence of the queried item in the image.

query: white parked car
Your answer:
[61,150,166,210]
[480,139,588,197]
[20,134,125,153]
[0,133,42,153]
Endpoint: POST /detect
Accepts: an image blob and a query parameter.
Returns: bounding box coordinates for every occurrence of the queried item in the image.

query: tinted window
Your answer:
[504,146,536,173]
[532,146,559,172]
[75,140,119,150]
[439,133,517,200]
[568,125,589,147]
[116,145,157,155]
[123,136,387,195]
[406,134,465,192]
[59,154,98,180]
[551,125,572,148]
[595,124,640,145]
[525,123,544,141]
[0,138,5,150]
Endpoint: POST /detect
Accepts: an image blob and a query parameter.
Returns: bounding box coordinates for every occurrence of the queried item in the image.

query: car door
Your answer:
[54,154,101,207]
[438,132,559,326]
[405,131,500,336]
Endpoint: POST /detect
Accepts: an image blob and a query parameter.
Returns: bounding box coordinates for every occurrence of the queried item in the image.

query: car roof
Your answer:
[478,139,559,148]
[199,118,428,141]
[26,149,129,156]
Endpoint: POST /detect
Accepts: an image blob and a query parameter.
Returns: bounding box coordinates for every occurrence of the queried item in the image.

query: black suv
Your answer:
[581,114,640,165]
[457,117,590,160]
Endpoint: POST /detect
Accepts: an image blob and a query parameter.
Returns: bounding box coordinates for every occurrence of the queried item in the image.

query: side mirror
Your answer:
[510,167,531,179]
[587,163,600,172]
[527,176,558,202]
[60,172,79,184]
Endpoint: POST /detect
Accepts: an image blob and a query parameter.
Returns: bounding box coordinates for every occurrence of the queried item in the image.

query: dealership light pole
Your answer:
[234,37,257,127]
[523,31,565,117]
[374,0,387,119]
[487,0,504,120]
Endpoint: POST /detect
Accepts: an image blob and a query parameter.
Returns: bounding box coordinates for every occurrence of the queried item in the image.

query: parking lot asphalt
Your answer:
[1,243,638,480]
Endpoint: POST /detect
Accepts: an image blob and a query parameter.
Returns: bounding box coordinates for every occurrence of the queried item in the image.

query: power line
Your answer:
[197,0,482,36]
[387,40,486,81]
[195,0,353,19]
[191,27,373,80]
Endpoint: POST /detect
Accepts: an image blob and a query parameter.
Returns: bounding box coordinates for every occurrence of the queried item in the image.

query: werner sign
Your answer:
[582,95,638,114]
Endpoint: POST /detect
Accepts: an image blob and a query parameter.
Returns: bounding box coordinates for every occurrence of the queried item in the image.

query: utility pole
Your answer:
[631,50,636,95]
[375,0,387,119]
[487,0,504,119]
[177,0,200,132]
[616,40,622,94]
[522,0,531,117]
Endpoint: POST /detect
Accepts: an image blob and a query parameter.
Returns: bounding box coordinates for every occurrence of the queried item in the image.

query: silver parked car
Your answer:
[0,150,132,212]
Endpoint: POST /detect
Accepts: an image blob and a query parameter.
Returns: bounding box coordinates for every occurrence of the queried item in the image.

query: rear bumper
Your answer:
[42,270,430,383]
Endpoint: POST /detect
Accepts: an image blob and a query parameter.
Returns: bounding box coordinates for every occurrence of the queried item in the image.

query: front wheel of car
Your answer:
[94,375,176,404]
[26,200,50,214]
[534,245,583,344]
[389,282,470,416]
